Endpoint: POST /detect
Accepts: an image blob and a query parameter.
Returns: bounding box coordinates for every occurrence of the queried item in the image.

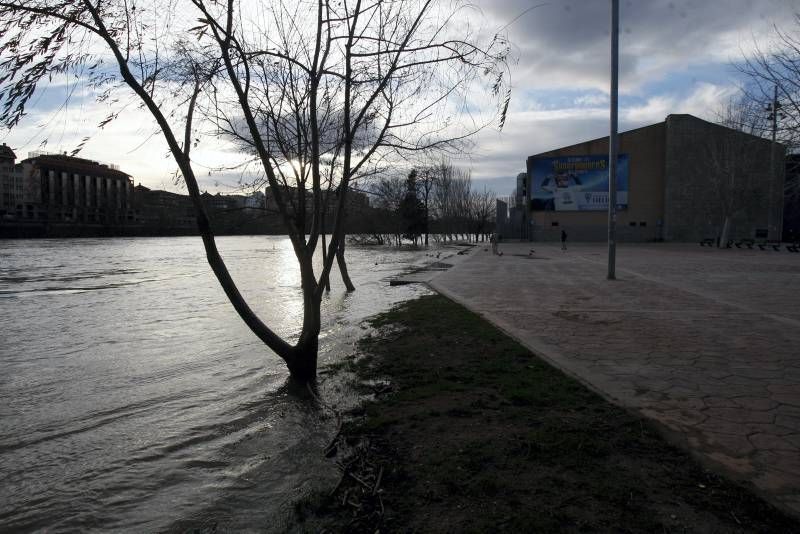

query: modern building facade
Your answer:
[526,114,785,243]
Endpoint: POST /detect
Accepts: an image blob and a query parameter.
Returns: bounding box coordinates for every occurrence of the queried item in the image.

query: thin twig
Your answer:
[731,511,742,525]
[348,471,372,489]
[372,465,384,496]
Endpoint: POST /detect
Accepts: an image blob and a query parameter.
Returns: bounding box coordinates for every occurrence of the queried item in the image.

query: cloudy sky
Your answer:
[1,0,798,196]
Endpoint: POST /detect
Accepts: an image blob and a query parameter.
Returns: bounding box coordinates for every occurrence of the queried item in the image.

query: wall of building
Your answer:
[529,121,666,242]
[784,155,800,244]
[526,114,785,243]
[663,114,784,242]
[0,145,21,219]
[15,155,135,225]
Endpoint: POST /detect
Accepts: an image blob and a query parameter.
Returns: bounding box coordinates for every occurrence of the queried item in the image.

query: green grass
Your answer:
[296,294,798,533]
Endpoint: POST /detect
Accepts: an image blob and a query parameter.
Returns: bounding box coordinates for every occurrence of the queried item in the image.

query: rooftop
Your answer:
[0,143,16,160]
[21,152,131,179]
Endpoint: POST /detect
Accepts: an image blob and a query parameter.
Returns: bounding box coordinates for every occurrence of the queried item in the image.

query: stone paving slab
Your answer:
[428,242,800,516]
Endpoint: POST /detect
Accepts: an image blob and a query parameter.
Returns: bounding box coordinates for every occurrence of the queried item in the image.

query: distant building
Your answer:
[784,155,800,244]
[525,114,785,242]
[0,143,22,220]
[243,191,265,209]
[0,150,135,236]
[134,185,196,230]
[264,184,370,216]
[198,190,264,211]
[495,198,508,237]
[508,172,530,239]
[17,152,135,225]
[0,146,377,237]
[201,192,235,211]
[515,172,527,208]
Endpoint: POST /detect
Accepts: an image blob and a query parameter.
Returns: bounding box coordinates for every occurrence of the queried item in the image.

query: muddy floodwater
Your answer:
[0,235,439,532]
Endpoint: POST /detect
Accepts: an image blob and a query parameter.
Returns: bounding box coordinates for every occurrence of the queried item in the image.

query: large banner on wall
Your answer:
[529,154,629,211]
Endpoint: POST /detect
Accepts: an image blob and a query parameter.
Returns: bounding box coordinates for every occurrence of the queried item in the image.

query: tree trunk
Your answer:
[287,266,322,382]
[321,231,331,292]
[331,208,356,291]
[288,323,319,382]
[336,241,356,292]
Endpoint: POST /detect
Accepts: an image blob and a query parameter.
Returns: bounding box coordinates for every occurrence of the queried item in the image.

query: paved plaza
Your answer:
[428,242,800,516]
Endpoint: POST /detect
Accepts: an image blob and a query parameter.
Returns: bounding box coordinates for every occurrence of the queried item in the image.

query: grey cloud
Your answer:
[478,0,795,91]
[460,79,735,196]
[457,112,610,195]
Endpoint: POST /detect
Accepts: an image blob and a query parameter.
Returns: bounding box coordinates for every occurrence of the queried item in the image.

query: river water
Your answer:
[0,236,440,532]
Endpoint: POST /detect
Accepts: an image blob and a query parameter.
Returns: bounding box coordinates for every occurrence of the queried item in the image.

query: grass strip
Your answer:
[294,294,798,533]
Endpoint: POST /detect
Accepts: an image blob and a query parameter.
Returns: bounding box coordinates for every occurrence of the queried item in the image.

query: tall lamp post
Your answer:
[608,0,619,280]
[766,85,783,242]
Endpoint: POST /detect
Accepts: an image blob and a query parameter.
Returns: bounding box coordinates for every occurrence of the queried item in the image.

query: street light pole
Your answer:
[766,85,781,242]
[608,0,619,280]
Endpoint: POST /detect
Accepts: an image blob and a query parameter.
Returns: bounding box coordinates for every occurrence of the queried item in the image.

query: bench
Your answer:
[757,240,782,251]
[786,242,800,253]
[699,238,715,247]
[735,238,754,249]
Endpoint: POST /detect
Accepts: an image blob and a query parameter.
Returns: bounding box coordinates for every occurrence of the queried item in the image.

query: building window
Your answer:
[551,221,559,227]
[629,221,637,227]
[639,221,647,227]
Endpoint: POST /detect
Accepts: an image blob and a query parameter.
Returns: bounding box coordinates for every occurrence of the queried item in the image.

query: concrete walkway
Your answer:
[429,242,800,515]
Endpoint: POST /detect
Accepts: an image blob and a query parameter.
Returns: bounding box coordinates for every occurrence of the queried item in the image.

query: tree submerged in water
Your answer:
[0,0,511,381]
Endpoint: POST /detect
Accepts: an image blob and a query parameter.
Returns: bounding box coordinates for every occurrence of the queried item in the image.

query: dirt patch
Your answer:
[552,309,623,326]
[510,254,549,260]
[293,295,798,533]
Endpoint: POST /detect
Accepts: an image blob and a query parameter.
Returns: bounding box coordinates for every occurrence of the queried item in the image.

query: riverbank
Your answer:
[294,294,798,532]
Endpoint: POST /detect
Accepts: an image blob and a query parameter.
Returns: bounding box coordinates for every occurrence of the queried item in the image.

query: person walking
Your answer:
[561,229,568,251]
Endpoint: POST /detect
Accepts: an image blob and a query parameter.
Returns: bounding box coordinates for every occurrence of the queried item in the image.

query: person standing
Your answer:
[561,229,568,251]
[490,232,503,256]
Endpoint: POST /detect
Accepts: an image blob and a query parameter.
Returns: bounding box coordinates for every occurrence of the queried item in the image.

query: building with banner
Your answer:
[526,114,785,242]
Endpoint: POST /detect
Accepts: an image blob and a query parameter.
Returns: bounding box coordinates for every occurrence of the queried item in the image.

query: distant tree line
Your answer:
[358,161,496,246]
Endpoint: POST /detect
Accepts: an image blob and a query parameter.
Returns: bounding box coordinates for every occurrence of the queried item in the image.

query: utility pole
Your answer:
[608,0,619,280]
[766,85,781,242]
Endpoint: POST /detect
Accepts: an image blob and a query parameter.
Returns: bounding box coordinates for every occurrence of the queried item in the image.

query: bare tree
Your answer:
[417,166,436,246]
[431,161,455,240]
[740,19,800,221]
[449,165,473,240]
[427,159,472,240]
[370,174,406,246]
[0,0,510,381]
[470,186,495,241]
[706,95,770,245]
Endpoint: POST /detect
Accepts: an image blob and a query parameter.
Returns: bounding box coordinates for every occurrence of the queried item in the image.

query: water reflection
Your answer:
[0,235,440,531]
